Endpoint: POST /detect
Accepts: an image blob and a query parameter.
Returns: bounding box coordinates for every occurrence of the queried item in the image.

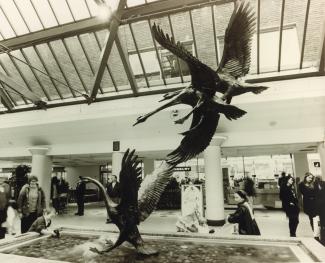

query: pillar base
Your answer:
[207,219,225,226]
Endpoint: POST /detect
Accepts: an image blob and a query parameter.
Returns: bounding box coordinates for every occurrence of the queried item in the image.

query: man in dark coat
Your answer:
[0,180,10,239]
[75,177,86,216]
[106,175,120,223]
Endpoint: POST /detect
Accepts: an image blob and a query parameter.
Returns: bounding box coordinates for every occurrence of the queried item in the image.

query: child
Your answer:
[28,210,60,238]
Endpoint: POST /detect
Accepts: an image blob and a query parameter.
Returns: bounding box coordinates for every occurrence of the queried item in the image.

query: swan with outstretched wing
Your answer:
[84,149,175,255]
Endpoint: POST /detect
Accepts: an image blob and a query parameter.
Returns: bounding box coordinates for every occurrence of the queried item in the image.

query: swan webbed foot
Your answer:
[136,243,159,256]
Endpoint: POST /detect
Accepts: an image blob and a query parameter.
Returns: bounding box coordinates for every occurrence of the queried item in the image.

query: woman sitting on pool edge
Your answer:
[226,190,261,235]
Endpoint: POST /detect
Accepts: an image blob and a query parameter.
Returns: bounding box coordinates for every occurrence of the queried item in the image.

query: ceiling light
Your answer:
[97,5,112,21]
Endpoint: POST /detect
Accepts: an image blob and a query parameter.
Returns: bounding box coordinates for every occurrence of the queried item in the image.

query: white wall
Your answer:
[65,165,100,189]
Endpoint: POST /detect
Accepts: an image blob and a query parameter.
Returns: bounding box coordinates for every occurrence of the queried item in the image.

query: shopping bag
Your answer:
[313,216,320,238]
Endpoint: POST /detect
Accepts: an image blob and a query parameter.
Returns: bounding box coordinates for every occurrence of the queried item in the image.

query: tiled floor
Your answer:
[43,203,314,239]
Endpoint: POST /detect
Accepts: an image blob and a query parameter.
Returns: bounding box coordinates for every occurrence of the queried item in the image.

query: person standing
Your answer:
[17,175,46,233]
[278,171,287,188]
[298,172,317,230]
[0,179,11,239]
[75,177,86,216]
[106,175,120,223]
[50,176,59,214]
[280,175,300,237]
[243,176,256,209]
[314,177,325,245]
[227,190,261,235]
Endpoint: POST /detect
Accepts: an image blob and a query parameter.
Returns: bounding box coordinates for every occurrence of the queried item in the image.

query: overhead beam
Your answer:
[89,0,127,101]
[0,71,46,107]
[0,0,232,53]
[115,34,138,94]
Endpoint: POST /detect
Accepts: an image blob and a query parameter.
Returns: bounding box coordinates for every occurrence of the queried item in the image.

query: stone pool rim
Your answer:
[0,227,324,263]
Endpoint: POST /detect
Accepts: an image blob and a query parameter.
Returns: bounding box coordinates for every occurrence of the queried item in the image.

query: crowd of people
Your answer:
[0,174,60,240]
[176,171,325,245]
[1,169,325,247]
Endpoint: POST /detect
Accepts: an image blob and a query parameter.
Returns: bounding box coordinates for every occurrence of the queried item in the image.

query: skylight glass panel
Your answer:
[0,9,16,38]
[30,0,58,28]
[0,0,29,35]
[127,0,145,7]
[13,0,43,32]
[66,0,91,20]
[47,0,73,25]
[84,0,98,17]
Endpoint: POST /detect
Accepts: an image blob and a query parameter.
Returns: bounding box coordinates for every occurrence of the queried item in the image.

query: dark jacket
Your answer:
[228,202,261,235]
[298,182,317,217]
[0,182,10,210]
[280,185,299,216]
[28,215,47,233]
[315,180,325,225]
[107,182,121,203]
[17,184,46,216]
[75,181,86,199]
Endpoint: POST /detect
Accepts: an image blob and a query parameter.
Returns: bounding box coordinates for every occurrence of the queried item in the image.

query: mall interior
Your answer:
[0,0,325,262]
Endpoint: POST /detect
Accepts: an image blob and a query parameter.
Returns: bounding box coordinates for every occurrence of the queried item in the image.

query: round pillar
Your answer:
[204,136,227,226]
[112,152,124,181]
[28,147,52,210]
[318,142,325,180]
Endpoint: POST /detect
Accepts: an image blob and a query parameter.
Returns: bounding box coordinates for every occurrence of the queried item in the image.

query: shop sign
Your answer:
[314,162,321,167]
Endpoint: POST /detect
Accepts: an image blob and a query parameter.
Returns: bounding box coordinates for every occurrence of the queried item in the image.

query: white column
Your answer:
[293,152,309,182]
[318,142,325,180]
[143,158,155,177]
[112,152,124,181]
[204,136,227,226]
[28,147,52,210]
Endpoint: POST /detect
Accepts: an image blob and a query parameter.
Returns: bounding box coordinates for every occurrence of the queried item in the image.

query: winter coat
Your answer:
[28,215,47,233]
[228,202,261,235]
[106,182,121,203]
[75,181,86,199]
[17,184,46,217]
[298,182,317,217]
[280,185,299,217]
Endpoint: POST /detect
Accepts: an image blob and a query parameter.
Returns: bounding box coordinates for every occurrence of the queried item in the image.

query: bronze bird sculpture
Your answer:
[133,0,268,164]
[84,149,175,255]
[134,0,268,127]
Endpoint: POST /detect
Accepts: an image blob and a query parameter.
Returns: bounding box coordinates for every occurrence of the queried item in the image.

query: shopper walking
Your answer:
[280,175,300,237]
[298,172,317,230]
[17,175,46,233]
[75,177,86,216]
[227,190,261,235]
